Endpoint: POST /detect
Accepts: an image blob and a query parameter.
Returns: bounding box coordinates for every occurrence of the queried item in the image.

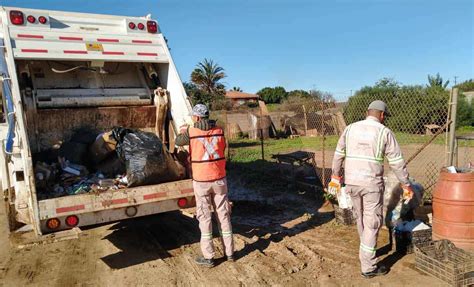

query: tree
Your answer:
[454,79,474,127]
[231,86,243,92]
[184,82,212,106]
[427,73,450,89]
[375,77,400,88]
[309,89,335,102]
[191,58,226,96]
[257,86,288,104]
[188,59,227,109]
[454,79,474,92]
[287,90,310,98]
[344,78,449,133]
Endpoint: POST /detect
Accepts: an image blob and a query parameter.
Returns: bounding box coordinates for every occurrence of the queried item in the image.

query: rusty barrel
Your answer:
[432,169,474,251]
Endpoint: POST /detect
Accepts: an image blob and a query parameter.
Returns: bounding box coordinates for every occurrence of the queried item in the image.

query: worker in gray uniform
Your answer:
[330,100,414,278]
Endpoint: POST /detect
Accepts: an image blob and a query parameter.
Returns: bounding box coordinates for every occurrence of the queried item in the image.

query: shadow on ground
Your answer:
[99,211,200,269]
[98,157,336,270]
[226,160,334,260]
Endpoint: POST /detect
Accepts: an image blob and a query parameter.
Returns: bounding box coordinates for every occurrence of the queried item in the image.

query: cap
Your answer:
[368,100,390,116]
[192,104,209,118]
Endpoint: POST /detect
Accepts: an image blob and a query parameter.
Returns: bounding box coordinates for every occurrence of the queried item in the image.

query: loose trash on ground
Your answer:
[395,220,430,232]
[33,127,187,200]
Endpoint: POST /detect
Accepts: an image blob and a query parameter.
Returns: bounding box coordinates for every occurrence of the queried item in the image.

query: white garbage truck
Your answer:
[0,6,195,235]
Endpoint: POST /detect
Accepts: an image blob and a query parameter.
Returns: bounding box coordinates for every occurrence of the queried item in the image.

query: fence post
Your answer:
[320,100,326,186]
[224,109,230,160]
[260,105,264,160]
[302,105,308,136]
[448,88,458,166]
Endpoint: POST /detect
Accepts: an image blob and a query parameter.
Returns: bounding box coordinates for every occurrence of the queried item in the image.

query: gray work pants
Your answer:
[193,178,234,259]
[346,185,384,273]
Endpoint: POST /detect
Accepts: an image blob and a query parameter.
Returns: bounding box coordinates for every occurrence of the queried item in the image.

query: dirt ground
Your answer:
[0,173,444,286]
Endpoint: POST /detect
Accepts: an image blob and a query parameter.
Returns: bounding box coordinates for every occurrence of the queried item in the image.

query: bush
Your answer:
[344,86,450,134]
[457,94,473,127]
[257,87,288,104]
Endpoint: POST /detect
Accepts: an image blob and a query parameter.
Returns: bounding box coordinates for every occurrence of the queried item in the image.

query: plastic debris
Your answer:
[395,220,431,232]
[33,126,187,200]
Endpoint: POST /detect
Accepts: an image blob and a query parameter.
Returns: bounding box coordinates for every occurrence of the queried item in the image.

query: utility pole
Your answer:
[454,76,458,86]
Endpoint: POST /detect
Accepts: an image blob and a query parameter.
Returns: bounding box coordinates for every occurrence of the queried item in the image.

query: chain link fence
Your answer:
[223,88,469,200]
[455,135,474,169]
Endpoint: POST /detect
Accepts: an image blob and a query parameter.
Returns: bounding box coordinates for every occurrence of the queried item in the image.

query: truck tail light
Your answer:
[65,215,79,227]
[147,21,157,33]
[27,15,36,23]
[137,23,145,30]
[38,16,48,24]
[10,10,24,25]
[46,218,60,230]
[128,22,136,29]
[177,198,188,208]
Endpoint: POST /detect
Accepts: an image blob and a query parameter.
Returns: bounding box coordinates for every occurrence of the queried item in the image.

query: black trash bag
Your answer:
[117,130,185,187]
[112,127,133,158]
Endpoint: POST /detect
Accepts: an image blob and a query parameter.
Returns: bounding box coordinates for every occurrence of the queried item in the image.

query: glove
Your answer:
[327,176,342,196]
[179,124,189,134]
[401,184,414,202]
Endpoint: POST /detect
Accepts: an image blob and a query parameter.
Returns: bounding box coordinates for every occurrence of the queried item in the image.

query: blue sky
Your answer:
[2,0,473,100]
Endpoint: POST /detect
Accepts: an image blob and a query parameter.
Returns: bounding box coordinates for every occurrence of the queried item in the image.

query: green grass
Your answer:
[229,136,338,163]
[457,126,474,136]
[229,130,474,164]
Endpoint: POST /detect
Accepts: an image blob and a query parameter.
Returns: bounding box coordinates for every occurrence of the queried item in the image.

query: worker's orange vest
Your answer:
[189,126,226,182]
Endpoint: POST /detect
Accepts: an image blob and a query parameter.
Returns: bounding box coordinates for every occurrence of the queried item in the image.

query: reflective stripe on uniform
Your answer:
[196,136,221,161]
[201,232,213,239]
[376,127,387,160]
[335,148,345,156]
[345,123,385,164]
[360,243,376,253]
[221,231,233,238]
[345,124,353,155]
[346,155,383,164]
[388,155,404,164]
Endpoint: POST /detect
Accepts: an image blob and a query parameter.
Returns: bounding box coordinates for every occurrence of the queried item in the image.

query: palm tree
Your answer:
[231,86,243,92]
[427,73,450,89]
[191,59,226,95]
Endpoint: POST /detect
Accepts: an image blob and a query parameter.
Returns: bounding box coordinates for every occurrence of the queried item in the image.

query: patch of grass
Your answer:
[229,136,339,163]
[228,130,472,164]
[457,126,474,135]
[394,132,446,145]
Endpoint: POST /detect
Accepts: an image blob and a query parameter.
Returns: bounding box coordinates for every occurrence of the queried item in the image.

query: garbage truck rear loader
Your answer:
[0,6,195,235]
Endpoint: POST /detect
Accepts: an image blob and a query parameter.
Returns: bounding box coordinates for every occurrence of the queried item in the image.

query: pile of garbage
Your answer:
[34,128,186,200]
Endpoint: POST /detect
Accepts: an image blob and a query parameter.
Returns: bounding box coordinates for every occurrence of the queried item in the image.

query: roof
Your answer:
[225,91,259,100]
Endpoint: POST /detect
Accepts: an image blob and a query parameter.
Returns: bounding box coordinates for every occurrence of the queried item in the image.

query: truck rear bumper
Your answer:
[37,179,195,234]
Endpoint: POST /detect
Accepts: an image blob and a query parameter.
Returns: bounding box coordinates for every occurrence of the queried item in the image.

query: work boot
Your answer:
[361,266,388,278]
[195,256,215,268]
[227,255,235,262]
